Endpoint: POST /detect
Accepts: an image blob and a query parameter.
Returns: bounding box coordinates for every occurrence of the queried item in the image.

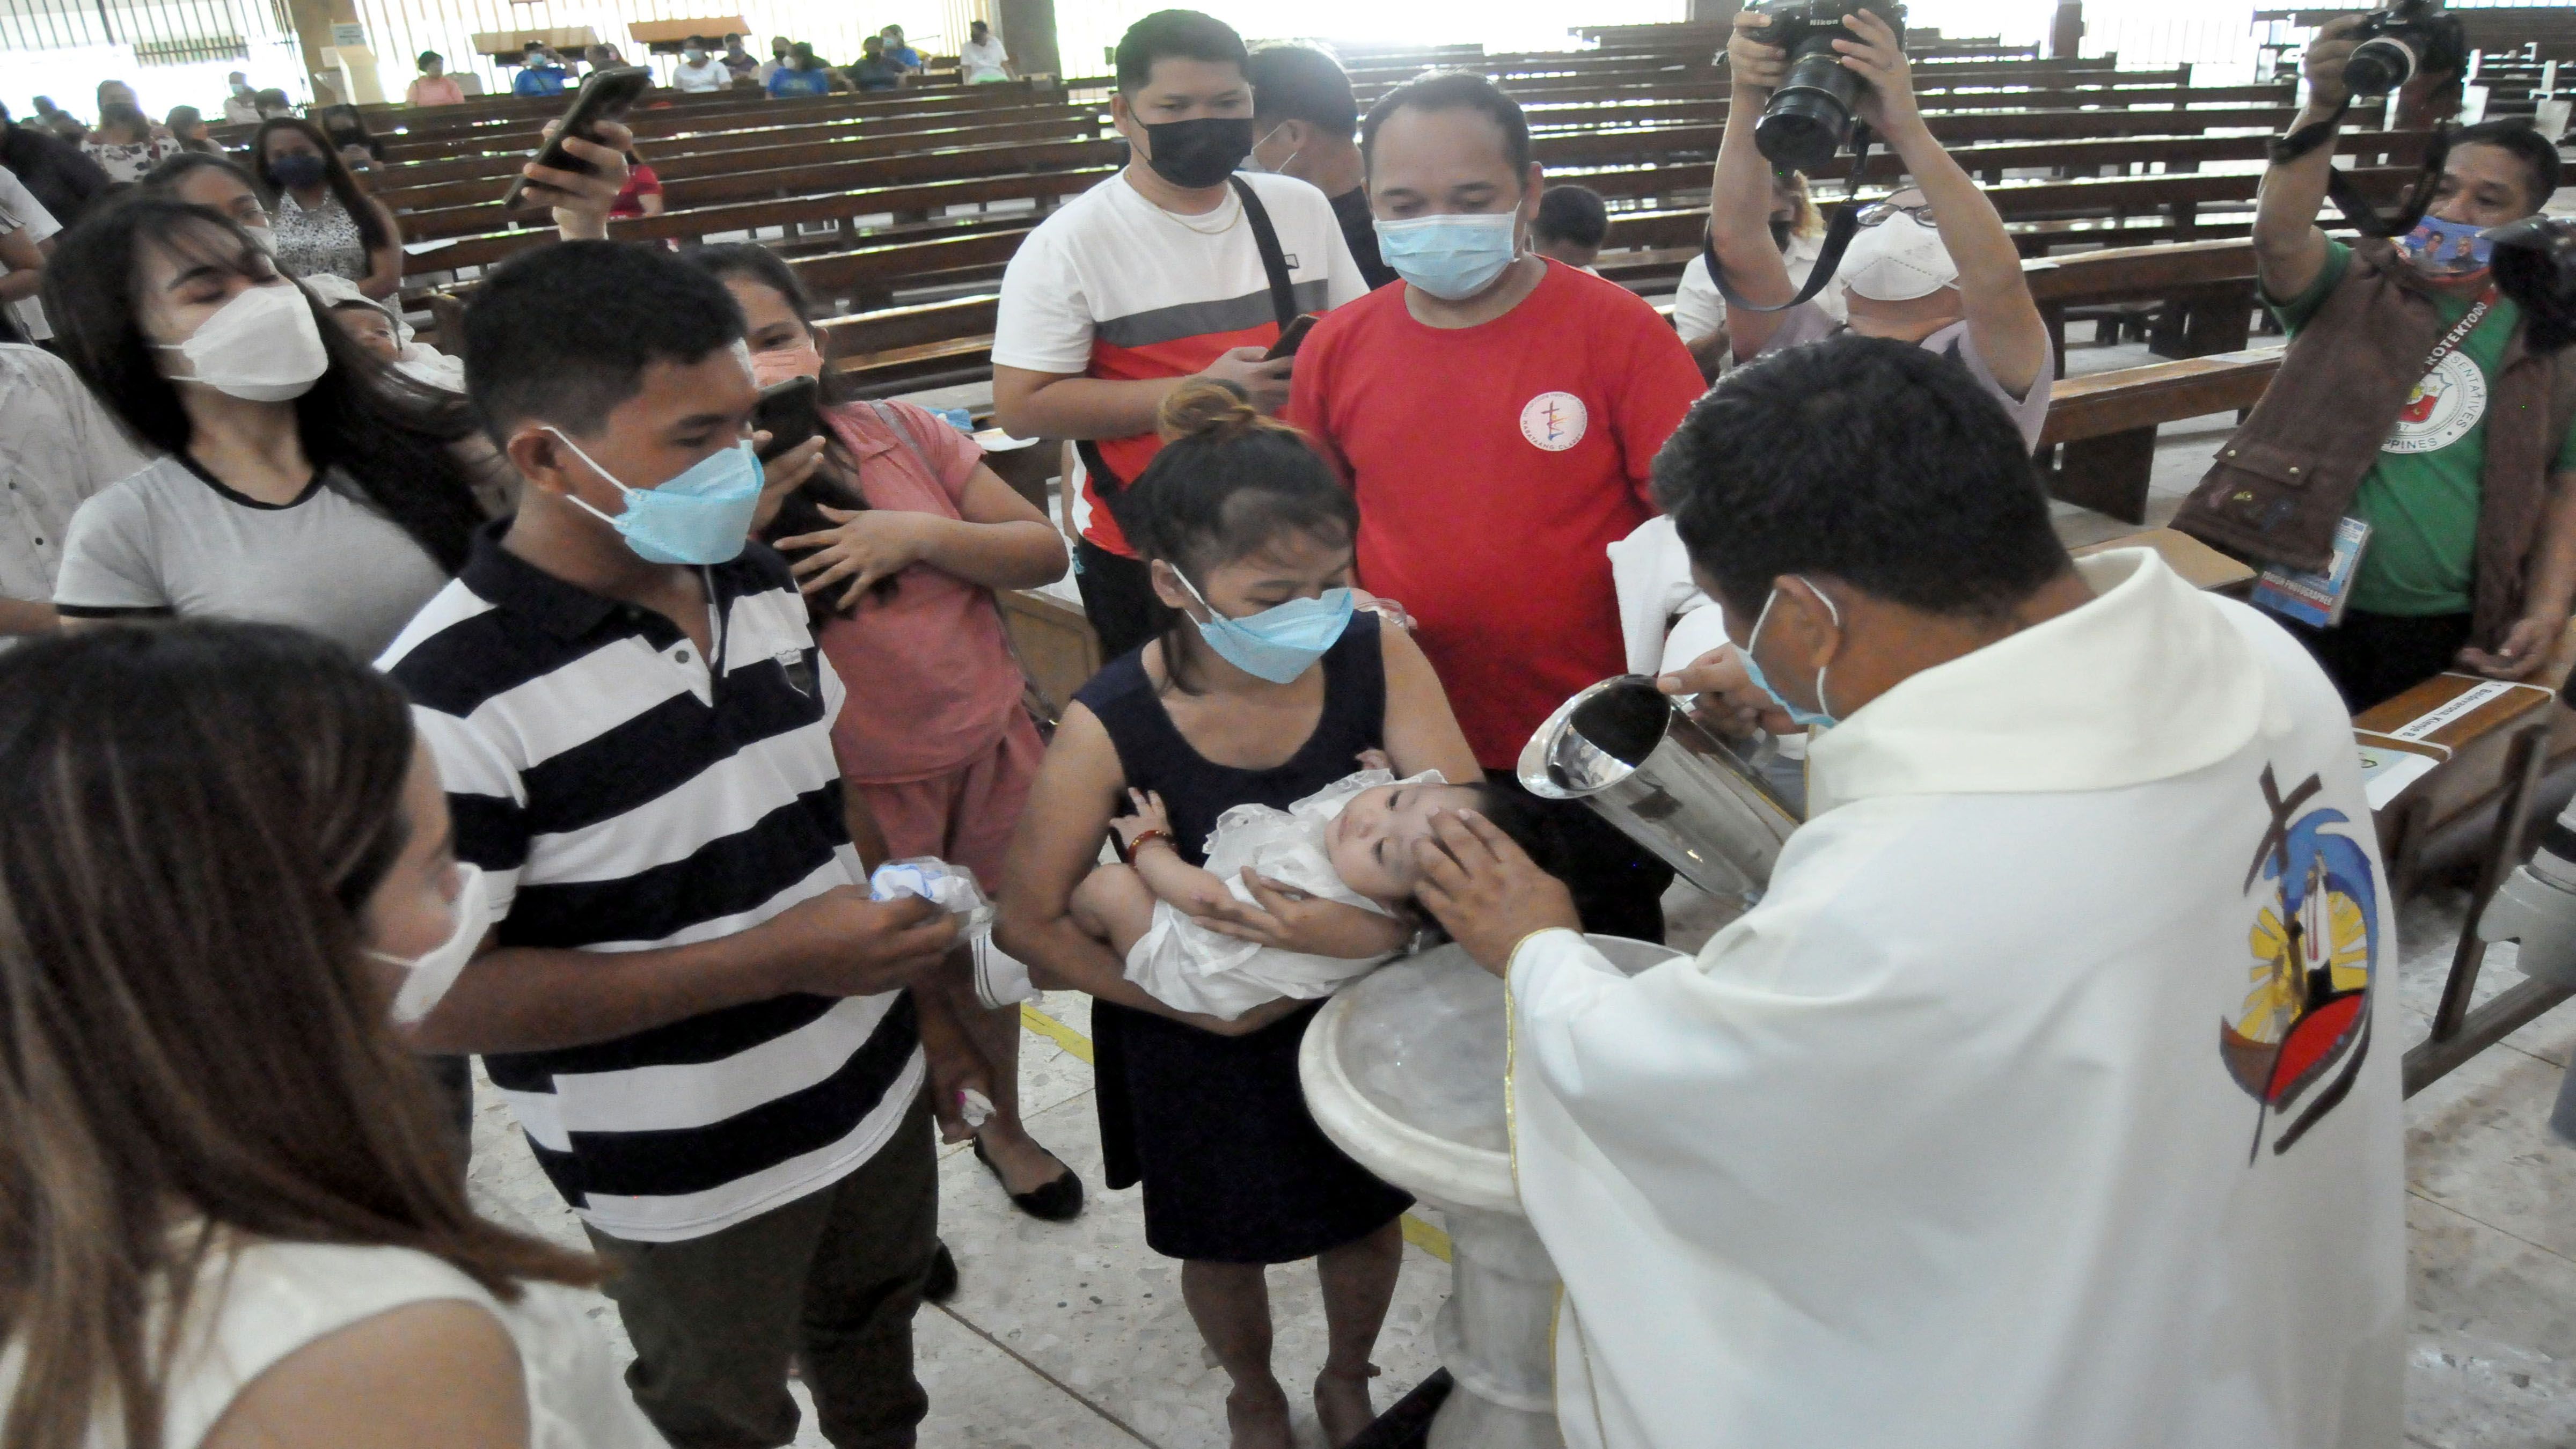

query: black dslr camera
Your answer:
[2489,217,2576,352]
[1747,0,1908,172]
[2339,0,2467,98]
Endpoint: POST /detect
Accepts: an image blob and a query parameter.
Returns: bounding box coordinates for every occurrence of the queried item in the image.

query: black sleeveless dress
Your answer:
[1072,612,1415,1263]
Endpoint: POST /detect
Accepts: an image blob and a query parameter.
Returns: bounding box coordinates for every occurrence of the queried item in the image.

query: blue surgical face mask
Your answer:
[1737,580,1841,731]
[1172,567,1354,683]
[548,430,764,566]
[2398,214,2497,280]
[1374,210,1523,301]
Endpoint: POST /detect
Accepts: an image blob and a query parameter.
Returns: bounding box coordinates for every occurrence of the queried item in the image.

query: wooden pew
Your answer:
[2036,346,2283,523]
[370,81,1064,162]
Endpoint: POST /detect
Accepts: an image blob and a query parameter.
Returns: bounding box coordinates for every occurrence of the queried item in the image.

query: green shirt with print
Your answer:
[2272,239,2576,617]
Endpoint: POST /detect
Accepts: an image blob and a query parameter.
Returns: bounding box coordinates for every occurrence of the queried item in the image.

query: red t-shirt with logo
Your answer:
[1288,261,1707,769]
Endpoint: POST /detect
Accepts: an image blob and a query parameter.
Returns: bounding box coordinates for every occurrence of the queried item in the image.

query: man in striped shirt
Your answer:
[383,240,972,1447]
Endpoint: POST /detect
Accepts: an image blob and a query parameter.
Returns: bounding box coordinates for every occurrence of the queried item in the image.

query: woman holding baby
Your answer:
[997,381,1491,1449]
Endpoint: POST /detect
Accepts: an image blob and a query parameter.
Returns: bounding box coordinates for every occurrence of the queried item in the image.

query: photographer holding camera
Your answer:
[1706,5,2051,445]
[2174,14,2576,709]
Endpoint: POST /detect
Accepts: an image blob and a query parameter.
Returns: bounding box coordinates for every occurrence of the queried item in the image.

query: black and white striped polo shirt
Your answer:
[379,527,920,1243]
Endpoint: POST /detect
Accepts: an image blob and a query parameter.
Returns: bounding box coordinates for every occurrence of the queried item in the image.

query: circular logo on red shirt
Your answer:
[1519,392,1588,452]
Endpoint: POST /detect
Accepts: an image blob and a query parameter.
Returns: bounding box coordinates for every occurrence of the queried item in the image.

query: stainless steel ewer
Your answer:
[1516,675,1803,904]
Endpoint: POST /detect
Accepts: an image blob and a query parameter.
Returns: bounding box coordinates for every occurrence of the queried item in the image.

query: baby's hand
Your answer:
[1356,749,1394,773]
[1111,788,1173,850]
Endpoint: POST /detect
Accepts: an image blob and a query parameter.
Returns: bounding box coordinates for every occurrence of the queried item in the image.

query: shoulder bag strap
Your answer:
[1229,174,1301,331]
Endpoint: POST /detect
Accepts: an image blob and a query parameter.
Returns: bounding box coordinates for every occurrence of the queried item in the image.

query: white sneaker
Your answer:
[972,935,1038,1010]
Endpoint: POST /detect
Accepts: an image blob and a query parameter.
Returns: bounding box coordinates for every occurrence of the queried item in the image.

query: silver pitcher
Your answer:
[1517,676,1803,904]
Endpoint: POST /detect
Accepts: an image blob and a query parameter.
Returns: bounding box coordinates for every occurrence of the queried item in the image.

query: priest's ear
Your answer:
[1768,574,1848,669]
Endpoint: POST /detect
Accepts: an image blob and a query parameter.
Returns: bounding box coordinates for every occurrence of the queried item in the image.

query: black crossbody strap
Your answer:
[1709,123,1876,314]
[2269,100,2451,238]
[1230,175,1301,331]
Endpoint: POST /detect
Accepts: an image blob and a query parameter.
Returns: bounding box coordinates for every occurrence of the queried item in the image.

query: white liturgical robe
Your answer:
[1507,550,2404,1449]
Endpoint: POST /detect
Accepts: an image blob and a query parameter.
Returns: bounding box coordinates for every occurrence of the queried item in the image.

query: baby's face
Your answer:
[1326,781,1482,904]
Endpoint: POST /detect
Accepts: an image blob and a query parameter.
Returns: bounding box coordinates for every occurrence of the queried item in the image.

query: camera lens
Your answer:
[1757,48,1861,171]
[2342,35,2418,97]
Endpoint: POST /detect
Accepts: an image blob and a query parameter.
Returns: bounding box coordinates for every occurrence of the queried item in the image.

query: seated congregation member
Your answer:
[993,9,1367,660]
[165,104,218,153]
[688,240,1085,1222]
[723,33,761,80]
[319,105,385,178]
[846,35,905,93]
[252,87,297,121]
[880,25,924,72]
[1531,183,1608,271]
[1709,7,2051,445]
[0,623,661,1449]
[0,188,48,345]
[383,239,975,1449]
[513,43,573,97]
[960,19,1015,84]
[46,125,638,655]
[1673,168,1839,378]
[253,115,401,297]
[0,341,151,635]
[0,100,112,227]
[773,41,841,97]
[222,71,261,125]
[2175,17,2576,709]
[999,380,1481,1449]
[1286,71,1704,943]
[1418,335,2404,1449]
[1245,42,1396,290]
[408,50,466,106]
[673,36,733,92]
[80,101,177,183]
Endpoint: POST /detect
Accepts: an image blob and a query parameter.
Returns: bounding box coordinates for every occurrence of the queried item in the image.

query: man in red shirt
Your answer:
[1288,71,1706,939]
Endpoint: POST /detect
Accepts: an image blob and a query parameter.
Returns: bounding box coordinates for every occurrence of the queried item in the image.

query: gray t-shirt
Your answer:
[55,456,450,658]
[1759,303,2054,451]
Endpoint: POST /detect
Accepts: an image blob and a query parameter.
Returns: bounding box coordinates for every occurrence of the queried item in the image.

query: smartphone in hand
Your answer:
[501,66,652,211]
[754,376,823,461]
[1264,313,1320,361]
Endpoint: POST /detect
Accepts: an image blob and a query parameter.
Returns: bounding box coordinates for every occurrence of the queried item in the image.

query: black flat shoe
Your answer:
[974,1137,1085,1221]
[923,1241,958,1304]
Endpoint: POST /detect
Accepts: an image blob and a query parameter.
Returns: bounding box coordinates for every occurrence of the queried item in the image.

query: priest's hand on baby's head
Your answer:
[1413,811,1580,977]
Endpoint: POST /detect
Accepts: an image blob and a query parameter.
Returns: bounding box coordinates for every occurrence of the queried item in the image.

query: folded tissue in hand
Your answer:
[868,858,996,936]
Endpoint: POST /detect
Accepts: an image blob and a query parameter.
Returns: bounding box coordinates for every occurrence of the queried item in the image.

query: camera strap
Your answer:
[2267,99,2451,238]
[1228,175,1302,333]
[1707,123,1879,313]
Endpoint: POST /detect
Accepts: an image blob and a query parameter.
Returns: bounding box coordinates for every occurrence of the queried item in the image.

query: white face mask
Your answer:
[157,281,328,401]
[245,221,278,257]
[371,863,488,1025]
[1243,122,1300,176]
[1841,211,1959,302]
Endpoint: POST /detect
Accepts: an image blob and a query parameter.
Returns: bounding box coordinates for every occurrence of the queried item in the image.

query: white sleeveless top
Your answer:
[2,1238,664,1448]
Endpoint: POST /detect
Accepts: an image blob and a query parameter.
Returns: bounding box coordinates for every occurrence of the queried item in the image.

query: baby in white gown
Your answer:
[1069,759,1495,1020]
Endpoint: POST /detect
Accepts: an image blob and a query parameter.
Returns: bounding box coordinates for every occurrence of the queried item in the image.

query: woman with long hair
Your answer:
[41,197,489,659]
[141,151,277,249]
[0,621,660,1449]
[163,104,218,154]
[996,380,1481,1449]
[251,115,400,297]
[682,241,1084,1221]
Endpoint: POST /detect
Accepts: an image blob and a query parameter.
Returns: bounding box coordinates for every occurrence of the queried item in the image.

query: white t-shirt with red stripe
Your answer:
[992,169,1367,555]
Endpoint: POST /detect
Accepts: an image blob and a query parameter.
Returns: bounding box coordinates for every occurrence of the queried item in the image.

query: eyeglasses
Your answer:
[1854,199,1936,228]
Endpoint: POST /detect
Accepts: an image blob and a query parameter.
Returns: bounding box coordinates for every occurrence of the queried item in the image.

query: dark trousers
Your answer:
[2286,608,2474,713]
[1074,538,1161,661]
[584,1097,939,1449]
[1485,772,1673,945]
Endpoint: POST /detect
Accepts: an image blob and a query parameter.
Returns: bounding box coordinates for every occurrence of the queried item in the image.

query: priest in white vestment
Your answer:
[1415,336,2405,1449]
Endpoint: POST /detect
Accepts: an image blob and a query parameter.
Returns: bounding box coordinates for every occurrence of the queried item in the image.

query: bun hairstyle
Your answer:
[1113,378,1359,693]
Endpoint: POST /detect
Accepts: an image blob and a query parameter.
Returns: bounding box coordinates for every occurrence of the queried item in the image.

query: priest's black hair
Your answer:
[1653,333,2072,623]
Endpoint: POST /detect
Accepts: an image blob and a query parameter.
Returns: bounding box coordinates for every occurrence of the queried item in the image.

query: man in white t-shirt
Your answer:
[959,20,1013,84]
[671,36,731,92]
[990,8,1364,657]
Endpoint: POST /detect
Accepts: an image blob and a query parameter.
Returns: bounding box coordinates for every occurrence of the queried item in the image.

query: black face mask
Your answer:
[1140,116,1254,191]
[1769,217,1794,252]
